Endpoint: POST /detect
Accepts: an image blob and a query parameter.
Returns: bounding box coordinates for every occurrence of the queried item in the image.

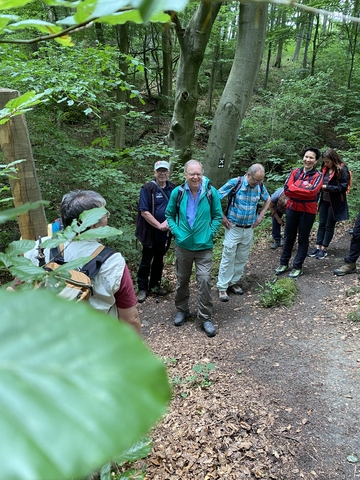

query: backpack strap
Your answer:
[80,246,115,279]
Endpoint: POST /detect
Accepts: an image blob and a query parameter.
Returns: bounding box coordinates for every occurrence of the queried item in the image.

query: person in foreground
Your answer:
[165,160,223,337]
[135,161,175,303]
[217,164,270,302]
[275,147,323,279]
[269,187,288,249]
[26,190,141,335]
[333,205,360,278]
[308,149,350,260]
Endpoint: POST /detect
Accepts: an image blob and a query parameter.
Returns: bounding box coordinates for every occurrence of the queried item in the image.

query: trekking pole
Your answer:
[35,236,46,267]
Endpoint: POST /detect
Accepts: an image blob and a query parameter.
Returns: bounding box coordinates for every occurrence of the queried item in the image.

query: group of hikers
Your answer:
[135,148,359,337]
[24,148,360,338]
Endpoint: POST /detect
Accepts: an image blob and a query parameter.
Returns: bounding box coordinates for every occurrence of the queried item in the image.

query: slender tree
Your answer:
[203,2,268,187]
[164,1,223,162]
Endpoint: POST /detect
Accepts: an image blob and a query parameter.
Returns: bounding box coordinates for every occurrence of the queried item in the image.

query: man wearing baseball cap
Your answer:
[135,161,175,302]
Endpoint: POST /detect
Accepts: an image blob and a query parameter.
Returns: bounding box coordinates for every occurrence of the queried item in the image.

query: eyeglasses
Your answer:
[185,172,202,177]
[250,174,264,184]
[105,211,110,218]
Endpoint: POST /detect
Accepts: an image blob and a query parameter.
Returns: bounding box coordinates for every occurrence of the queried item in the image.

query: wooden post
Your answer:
[0,88,48,239]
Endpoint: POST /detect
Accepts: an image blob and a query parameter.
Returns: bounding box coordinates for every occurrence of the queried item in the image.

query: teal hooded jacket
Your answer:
[166,176,223,251]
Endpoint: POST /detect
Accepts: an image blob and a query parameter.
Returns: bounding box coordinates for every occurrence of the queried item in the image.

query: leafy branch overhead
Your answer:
[0,0,182,45]
[1,0,360,48]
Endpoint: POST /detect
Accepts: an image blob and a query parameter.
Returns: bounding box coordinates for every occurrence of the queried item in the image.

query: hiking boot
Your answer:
[271,241,281,249]
[228,284,243,295]
[316,249,327,259]
[275,265,289,275]
[308,247,319,257]
[151,287,167,296]
[137,290,147,303]
[202,320,216,337]
[219,290,229,302]
[333,262,357,276]
[288,268,303,279]
[174,310,191,326]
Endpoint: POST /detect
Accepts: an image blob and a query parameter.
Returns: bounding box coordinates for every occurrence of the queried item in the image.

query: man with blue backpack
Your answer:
[217,164,270,302]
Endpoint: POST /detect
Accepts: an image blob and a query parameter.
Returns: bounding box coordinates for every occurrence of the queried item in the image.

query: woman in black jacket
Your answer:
[308,149,350,259]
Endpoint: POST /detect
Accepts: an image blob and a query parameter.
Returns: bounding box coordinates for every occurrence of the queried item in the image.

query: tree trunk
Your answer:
[0,89,48,240]
[310,14,320,76]
[274,9,287,68]
[113,24,129,149]
[302,13,314,71]
[264,4,276,89]
[160,26,173,111]
[164,1,222,163]
[292,14,304,62]
[203,2,267,188]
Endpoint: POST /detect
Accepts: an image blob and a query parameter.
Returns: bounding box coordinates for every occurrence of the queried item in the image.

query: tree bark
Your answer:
[0,89,48,239]
[160,25,173,111]
[203,2,267,188]
[113,24,129,149]
[164,1,222,163]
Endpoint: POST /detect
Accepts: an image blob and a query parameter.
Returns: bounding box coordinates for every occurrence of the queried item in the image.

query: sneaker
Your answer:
[228,284,243,295]
[137,290,147,303]
[288,268,303,279]
[219,290,229,302]
[333,262,357,276]
[275,265,289,275]
[308,247,319,257]
[316,249,327,259]
[271,241,281,249]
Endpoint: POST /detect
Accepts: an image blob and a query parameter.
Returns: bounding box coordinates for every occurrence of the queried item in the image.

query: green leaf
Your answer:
[5,240,36,256]
[9,263,46,281]
[0,289,171,480]
[0,201,49,224]
[77,225,122,240]
[77,206,107,230]
[96,10,170,25]
[114,437,152,464]
[0,0,32,9]
[47,256,92,272]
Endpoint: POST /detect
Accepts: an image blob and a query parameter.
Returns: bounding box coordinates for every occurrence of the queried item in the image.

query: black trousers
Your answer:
[316,201,336,248]
[137,241,166,291]
[280,209,316,270]
[345,206,360,264]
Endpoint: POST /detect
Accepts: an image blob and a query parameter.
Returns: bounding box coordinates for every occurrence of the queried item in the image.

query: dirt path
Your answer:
[136,225,360,480]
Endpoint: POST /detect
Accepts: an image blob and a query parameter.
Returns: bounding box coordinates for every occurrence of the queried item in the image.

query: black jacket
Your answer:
[319,164,349,222]
[135,180,175,248]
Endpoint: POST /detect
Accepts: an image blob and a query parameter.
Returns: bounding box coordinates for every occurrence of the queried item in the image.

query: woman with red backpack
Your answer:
[308,149,350,259]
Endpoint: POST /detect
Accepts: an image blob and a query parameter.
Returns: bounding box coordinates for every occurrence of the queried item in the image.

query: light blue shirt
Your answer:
[218,176,269,225]
[185,182,201,228]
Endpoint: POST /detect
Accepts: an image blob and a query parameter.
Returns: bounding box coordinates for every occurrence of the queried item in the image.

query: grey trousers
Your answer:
[174,245,213,321]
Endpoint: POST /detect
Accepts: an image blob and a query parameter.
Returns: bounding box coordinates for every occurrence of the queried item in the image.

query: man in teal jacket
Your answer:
[166,160,223,337]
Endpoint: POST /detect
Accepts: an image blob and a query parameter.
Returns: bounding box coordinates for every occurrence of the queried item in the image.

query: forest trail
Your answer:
[137,223,360,480]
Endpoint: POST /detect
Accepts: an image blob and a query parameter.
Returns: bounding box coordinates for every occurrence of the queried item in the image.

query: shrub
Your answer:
[259,277,298,308]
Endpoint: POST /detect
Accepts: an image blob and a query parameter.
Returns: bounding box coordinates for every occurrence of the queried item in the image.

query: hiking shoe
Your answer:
[153,287,167,296]
[202,320,216,337]
[219,290,229,302]
[228,284,243,295]
[271,241,281,249]
[316,249,327,259]
[288,268,303,279]
[308,247,319,257]
[174,310,191,326]
[275,265,289,275]
[333,262,357,276]
[137,290,147,303]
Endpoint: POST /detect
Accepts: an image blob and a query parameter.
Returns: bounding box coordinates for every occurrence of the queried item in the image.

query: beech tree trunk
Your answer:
[0,89,48,239]
[203,2,267,188]
[160,26,173,111]
[164,1,222,163]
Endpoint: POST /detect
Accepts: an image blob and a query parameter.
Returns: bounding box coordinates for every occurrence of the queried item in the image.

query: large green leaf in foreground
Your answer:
[0,290,171,480]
